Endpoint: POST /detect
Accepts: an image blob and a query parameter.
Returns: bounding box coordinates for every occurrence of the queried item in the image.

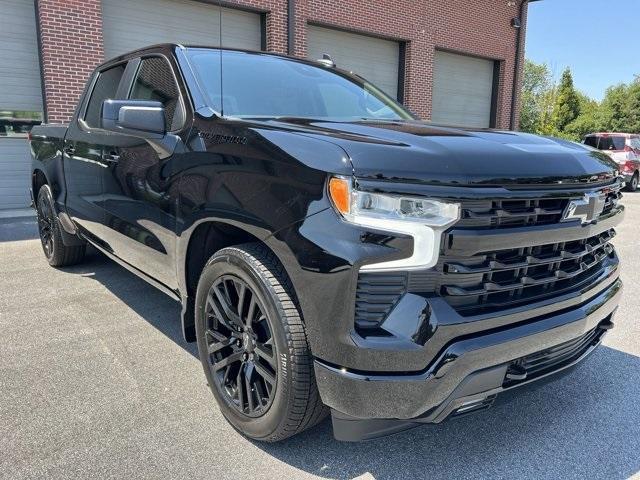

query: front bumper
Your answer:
[315,277,621,440]
[622,172,635,183]
[272,182,625,440]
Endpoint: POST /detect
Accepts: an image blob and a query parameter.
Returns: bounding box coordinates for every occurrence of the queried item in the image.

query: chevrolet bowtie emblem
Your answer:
[562,192,607,224]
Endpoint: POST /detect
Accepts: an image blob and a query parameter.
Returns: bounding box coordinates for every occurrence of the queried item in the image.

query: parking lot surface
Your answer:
[1,196,639,480]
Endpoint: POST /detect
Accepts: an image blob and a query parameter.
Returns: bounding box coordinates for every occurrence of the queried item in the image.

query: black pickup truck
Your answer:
[30,44,624,442]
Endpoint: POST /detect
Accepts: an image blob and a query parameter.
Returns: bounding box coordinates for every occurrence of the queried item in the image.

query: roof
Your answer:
[586,132,639,137]
[104,43,311,67]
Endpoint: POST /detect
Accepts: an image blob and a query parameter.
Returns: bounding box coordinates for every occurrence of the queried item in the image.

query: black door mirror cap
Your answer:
[101,99,166,139]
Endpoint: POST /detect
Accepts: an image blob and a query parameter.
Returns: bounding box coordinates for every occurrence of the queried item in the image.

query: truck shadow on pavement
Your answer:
[61,248,199,358]
[63,248,639,480]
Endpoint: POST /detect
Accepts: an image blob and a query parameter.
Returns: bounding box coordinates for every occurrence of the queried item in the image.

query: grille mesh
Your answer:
[440,229,616,315]
[457,191,621,229]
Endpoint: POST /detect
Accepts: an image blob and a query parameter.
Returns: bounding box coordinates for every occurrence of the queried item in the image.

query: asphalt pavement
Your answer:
[1,196,639,480]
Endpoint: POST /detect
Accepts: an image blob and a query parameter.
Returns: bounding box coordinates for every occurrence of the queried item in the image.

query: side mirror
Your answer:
[101,99,165,139]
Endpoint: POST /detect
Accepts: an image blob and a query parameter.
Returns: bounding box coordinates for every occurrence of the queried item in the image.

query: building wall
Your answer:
[35,0,528,128]
[36,0,104,124]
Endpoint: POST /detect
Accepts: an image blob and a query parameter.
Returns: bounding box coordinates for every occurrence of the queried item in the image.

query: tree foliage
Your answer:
[551,68,581,132]
[520,60,551,133]
[519,61,640,141]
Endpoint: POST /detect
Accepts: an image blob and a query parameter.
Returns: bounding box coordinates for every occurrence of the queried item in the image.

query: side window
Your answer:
[84,63,126,128]
[129,57,182,131]
[584,136,597,148]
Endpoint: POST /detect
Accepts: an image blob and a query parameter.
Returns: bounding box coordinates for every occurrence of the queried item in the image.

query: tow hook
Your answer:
[505,364,527,381]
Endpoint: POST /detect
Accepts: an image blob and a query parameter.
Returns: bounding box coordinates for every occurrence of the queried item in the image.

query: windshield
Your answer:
[185,48,413,121]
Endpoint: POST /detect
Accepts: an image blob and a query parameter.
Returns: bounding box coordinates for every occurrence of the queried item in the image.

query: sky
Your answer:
[525,0,639,101]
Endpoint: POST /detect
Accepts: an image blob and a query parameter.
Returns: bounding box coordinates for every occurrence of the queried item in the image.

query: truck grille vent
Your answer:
[440,229,617,316]
[354,272,407,336]
[457,191,621,229]
[504,324,607,387]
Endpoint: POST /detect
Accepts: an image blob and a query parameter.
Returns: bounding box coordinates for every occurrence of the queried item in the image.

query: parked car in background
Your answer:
[584,133,640,191]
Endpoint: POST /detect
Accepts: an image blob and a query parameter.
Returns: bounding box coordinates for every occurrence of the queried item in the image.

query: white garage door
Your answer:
[432,51,495,128]
[0,0,43,211]
[102,0,262,59]
[307,25,400,99]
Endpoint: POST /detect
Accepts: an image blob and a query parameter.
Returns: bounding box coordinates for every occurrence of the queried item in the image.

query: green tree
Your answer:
[518,60,638,138]
[625,78,640,133]
[598,84,629,132]
[538,85,558,136]
[551,68,581,132]
[520,60,552,133]
[565,92,600,141]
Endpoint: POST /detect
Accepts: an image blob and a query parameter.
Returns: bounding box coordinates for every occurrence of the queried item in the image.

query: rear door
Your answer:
[99,54,190,289]
[63,62,128,243]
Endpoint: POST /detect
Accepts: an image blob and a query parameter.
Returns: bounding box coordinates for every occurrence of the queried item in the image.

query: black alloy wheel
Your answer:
[35,185,86,267]
[204,275,277,417]
[37,190,55,259]
[195,244,327,441]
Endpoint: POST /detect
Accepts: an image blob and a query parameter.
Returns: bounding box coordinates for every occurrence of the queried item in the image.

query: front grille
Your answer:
[352,187,622,332]
[354,272,407,336]
[458,197,568,228]
[440,229,617,316]
[458,190,621,229]
[504,325,606,387]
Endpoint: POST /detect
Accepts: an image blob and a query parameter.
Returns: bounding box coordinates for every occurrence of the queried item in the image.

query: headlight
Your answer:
[328,177,460,271]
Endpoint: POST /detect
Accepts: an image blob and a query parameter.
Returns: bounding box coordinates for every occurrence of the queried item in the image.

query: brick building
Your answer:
[0,0,534,211]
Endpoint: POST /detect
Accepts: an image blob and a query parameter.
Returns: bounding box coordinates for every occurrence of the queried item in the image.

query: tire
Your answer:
[626,172,639,192]
[36,185,86,267]
[195,243,327,442]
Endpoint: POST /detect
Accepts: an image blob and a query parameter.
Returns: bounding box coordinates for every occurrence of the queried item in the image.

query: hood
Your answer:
[265,118,619,187]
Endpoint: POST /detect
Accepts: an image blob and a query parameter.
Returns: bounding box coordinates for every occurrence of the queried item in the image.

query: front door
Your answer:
[99,55,189,290]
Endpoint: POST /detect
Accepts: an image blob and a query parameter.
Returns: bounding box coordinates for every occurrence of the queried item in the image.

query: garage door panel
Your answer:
[0,139,31,209]
[0,0,42,211]
[0,196,30,210]
[102,0,261,59]
[0,0,43,111]
[307,26,400,99]
[432,51,495,128]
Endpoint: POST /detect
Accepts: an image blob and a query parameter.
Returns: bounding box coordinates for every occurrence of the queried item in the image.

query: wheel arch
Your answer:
[32,168,49,202]
[178,218,298,343]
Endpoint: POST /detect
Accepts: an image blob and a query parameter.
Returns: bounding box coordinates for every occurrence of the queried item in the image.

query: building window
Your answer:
[0,111,42,137]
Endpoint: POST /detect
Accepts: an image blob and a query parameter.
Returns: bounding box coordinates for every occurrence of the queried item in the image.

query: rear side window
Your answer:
[584,136,597,148]
[597,136,626,151]
[129,57,182,131]
[84,63,126,128]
